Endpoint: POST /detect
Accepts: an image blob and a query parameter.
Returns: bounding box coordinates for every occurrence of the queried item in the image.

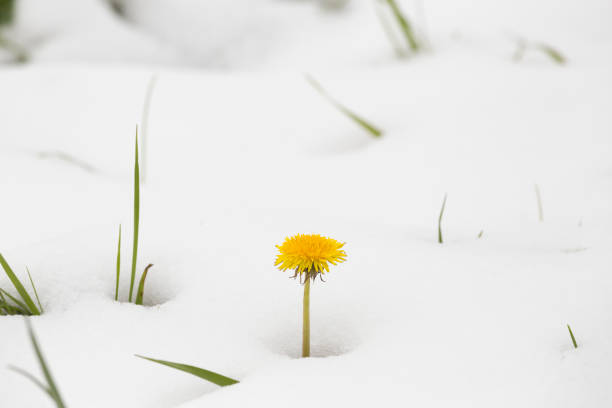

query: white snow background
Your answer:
[0,0,611,407]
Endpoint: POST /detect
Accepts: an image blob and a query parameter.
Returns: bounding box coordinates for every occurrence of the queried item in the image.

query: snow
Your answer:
[1,0,611,407]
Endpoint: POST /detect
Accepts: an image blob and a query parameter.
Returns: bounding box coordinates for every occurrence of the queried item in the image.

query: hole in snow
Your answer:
[264,317,361,358]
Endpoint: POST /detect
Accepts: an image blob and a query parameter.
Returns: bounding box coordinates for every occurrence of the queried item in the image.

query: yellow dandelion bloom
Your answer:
[275,234,347,279]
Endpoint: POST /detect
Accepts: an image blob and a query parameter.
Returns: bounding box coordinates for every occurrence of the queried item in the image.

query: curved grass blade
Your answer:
[0,255,39,315]
[128,130,140,303]
[26,267,43,314]
[135,264,153,306]
[115,224,122,301]
[136,355,239,387]
[438,194,447,244]
[23,319,67,408]
[305,75,383,138]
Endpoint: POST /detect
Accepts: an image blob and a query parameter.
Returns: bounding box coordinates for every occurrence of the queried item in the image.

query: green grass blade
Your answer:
[135,264,153,306]
[26,267,43,314]
[384,0,420,52]
[0,255,39,315]
[0,288,31,314]
[128,130,140,303]
[25,319,67,408]
[438,194,447,244]
[567,324,578,349]
[8,365,52,398]
[136,355,239,387]
[115,224,122,301]
[537,44,566,65]
[374,1,407,58]
[0,0,15,26]
[305,75,383,138]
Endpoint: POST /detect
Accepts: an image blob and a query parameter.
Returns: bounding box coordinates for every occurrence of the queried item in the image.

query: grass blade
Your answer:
[8,365,53,398]
[25,319,67,408]
[0,0,15,26]
[438,194,447,244]
[115,224,122,301]
[536,44,566,65]
[26,267,43,314]
[374,1,407,58]
[0,254,40,315]
[128,129,140,303]
[384,0,420,52]
[567,324,578,349]
[534,184,543,222]
[0,288,31,314]
[136,355,239,387]
[305,75,383,138]
[141,74,158,184]
[135,264,153,306]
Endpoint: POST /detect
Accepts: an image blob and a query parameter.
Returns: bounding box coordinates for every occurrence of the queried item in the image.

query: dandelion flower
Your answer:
[275,233,347,358]
[275,233,347,281]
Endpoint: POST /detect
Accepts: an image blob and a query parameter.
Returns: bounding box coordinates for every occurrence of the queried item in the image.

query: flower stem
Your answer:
[302,278,311,358]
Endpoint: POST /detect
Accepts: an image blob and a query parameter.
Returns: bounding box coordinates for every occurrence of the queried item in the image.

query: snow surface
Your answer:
[1,0,612,407]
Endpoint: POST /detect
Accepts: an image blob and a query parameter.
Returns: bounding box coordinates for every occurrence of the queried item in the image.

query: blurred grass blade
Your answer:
[536,44,566,65]
[115,224,122,301]
[374,1,406,58]
[0,0,15,26]
[141,74,158,184]
[136,355,239,387]
[567,324,578,349]
[129,129,140,303]
[24,319,67,408]
[384,0,420,52]
[0,254,40,315]
[438,194,447,244]
[26,267,44,314]
[306,75,383,138]
[135,264,153,306]
[8,365,53,398]
[535,184,544,222]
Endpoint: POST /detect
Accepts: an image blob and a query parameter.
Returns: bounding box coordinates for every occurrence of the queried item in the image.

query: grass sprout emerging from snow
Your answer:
[129,131,141,302]
[0,254,41,316]
[115,129,152,305]
[305,75,383,138]
[567,324,578,349]
[136,355,239,387]
[438,194,447,244]
[9,319,67,408]
[135,264,153,306]
[513,38,566,65]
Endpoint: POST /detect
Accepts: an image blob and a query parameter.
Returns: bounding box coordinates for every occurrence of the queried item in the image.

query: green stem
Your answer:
[302,278,311,358]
